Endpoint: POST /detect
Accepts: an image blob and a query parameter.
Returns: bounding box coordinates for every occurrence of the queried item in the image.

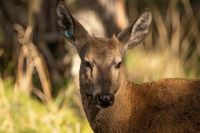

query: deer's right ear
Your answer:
[56,1,90,51]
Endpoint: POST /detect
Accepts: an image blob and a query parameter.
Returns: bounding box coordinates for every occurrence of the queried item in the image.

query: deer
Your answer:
[56,1,200,133]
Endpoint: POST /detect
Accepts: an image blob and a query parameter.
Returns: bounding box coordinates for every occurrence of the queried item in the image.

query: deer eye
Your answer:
[84,61,93,69]
[115,61,122,69]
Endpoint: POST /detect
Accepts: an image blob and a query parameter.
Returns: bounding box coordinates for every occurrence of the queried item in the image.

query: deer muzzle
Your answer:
[95,94,115,108]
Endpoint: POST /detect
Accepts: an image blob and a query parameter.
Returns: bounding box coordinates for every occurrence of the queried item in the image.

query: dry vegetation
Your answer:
[126,0,200,82]
[0,0,199,132]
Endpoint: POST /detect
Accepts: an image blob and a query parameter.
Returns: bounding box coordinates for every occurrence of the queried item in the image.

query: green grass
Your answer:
[0,79,92,133]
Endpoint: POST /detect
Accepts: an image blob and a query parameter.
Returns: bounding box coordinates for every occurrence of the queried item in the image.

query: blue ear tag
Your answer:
[65,30,73,38]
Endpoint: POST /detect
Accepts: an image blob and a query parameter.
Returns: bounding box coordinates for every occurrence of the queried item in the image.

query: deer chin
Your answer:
[96,103,113,109]
[95,101,106,109]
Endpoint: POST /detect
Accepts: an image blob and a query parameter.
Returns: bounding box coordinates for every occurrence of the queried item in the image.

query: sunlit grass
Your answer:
[125,47,199,83]
[0,79,92,133]
[125,47,186,83]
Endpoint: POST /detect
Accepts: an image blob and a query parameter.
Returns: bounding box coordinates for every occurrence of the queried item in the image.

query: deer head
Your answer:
[57,1,152,108]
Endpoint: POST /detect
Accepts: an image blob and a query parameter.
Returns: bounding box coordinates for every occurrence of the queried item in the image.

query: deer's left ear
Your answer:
[117,10,152,49]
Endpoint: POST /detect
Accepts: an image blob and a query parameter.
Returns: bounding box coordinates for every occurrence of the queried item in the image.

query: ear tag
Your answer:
[65,30,73,38]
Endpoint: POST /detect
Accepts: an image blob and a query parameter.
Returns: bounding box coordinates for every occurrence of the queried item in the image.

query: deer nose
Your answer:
[95,94,114,108]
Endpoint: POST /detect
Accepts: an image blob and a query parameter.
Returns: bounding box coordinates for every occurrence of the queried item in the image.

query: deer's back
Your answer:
[95,79,200,133]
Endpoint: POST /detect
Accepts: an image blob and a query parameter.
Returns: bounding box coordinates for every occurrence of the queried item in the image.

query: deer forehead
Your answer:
[83,37,122,63]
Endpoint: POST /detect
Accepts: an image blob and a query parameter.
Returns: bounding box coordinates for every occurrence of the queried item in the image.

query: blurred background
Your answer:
[0,0,199,132]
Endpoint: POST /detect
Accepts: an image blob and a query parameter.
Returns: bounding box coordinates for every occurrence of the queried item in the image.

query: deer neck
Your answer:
[118,66,128,88]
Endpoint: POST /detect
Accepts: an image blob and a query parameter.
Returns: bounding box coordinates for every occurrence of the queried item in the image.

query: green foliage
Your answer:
[0,79,92,133]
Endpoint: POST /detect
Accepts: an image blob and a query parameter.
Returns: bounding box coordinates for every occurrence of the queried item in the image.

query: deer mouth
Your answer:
[95,94,115,108]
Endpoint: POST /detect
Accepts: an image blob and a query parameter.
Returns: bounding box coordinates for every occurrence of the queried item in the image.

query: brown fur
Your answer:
[83,75,200,133]
[79,39,200,132]
[56,2,200,132]
[78,37,200,133]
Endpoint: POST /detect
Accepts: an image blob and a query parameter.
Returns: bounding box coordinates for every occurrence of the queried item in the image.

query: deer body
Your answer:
[82,77,200,133]
[57,2,200,133]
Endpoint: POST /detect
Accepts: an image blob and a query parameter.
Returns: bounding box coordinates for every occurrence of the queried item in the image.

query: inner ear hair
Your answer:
[128,9,152,48]
[117,9,152,49]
